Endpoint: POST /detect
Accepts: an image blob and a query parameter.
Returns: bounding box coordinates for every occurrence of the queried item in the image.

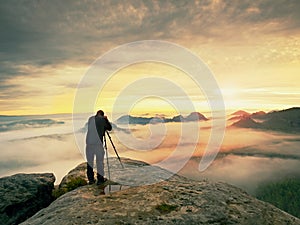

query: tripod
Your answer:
[103,131,124,182]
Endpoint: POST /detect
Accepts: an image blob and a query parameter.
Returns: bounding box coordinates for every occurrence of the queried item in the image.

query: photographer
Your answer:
[85,110,112,185]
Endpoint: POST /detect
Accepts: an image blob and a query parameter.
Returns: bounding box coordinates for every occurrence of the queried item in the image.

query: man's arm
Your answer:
[104,116,112,131]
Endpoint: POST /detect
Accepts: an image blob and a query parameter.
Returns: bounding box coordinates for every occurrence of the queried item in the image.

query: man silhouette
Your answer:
[86,110,112,185]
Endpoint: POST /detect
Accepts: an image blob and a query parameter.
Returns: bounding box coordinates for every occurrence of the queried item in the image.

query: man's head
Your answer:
[96,110,104,116]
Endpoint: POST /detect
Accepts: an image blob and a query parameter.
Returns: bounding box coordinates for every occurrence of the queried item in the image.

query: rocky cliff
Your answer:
[0,173,55,225]
[20,158,300,225]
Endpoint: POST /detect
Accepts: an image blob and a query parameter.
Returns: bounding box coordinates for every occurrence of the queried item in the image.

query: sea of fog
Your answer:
[0,113,299,194]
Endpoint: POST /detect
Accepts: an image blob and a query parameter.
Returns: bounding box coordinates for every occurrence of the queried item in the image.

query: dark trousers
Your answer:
[86,144,105,182]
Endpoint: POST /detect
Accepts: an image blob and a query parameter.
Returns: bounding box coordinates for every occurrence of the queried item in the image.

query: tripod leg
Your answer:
[104,135,111,181]
[106,131,124,168]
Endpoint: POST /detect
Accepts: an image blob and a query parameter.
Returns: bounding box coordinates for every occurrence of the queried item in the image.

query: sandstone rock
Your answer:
[22,159,300,225]
[59,158,174,187]
[58,162,87,189]
[0,173,55,225]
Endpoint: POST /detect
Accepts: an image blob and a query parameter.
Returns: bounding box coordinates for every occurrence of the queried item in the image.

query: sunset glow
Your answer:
[0,1,299,116]
[1,3,300,220]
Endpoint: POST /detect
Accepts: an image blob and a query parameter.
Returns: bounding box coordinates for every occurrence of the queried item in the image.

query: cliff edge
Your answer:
[0,173,55,225]
[21,158,300,225]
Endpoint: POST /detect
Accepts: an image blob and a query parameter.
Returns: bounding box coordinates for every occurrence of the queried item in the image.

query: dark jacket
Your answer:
[95,116,112,142]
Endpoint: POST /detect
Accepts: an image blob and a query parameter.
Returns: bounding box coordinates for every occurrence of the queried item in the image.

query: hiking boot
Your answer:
[97,177,107,185]
[88,179,95,185]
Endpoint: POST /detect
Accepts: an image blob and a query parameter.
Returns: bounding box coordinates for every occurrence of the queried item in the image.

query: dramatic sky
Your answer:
[1,0,299,115]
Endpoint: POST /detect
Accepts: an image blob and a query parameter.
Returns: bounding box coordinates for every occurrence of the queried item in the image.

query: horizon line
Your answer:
[1,106,299,117]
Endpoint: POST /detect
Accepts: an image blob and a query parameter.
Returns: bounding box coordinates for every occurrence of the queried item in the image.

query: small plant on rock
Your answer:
[155,203,178,214]
[52,177,87,199]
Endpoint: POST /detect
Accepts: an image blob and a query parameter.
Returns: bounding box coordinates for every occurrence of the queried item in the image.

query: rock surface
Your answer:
[0,173,55,225]
[58,162,87,189]
[59,158,174,187]
[22,159,300,225]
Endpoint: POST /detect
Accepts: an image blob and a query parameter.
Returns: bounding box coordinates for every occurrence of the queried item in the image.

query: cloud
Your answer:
[177,127,300,193]
[0,131,83,183]
[1,112,300,191]
[0,118,64,132]
[183,155,300,194]
[1,0,299,69]
[1,0,300,114]
[109,122,300,193]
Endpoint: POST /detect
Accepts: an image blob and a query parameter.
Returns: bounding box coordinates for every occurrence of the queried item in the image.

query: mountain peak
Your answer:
[231,110,250,116]
[251,111,266,117]
[185,112,208,121]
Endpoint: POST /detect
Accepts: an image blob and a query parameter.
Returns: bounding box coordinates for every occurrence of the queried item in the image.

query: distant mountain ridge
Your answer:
[232,107,300,133]
[0,119,64,132]
[116,112,208,125]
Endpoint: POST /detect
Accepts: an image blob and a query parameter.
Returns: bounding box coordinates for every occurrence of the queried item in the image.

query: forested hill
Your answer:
[232,107,300,133]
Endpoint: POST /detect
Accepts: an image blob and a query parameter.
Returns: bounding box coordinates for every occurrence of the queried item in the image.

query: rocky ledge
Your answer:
[0,173,55,225]
[19,158,300,225]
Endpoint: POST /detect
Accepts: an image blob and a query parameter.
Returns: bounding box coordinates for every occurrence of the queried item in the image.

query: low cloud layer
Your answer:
[108,122,300,193]
[182,155,300,194]
[0,132,83,183]
[0,114,299,191]
[178,128,300,193]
